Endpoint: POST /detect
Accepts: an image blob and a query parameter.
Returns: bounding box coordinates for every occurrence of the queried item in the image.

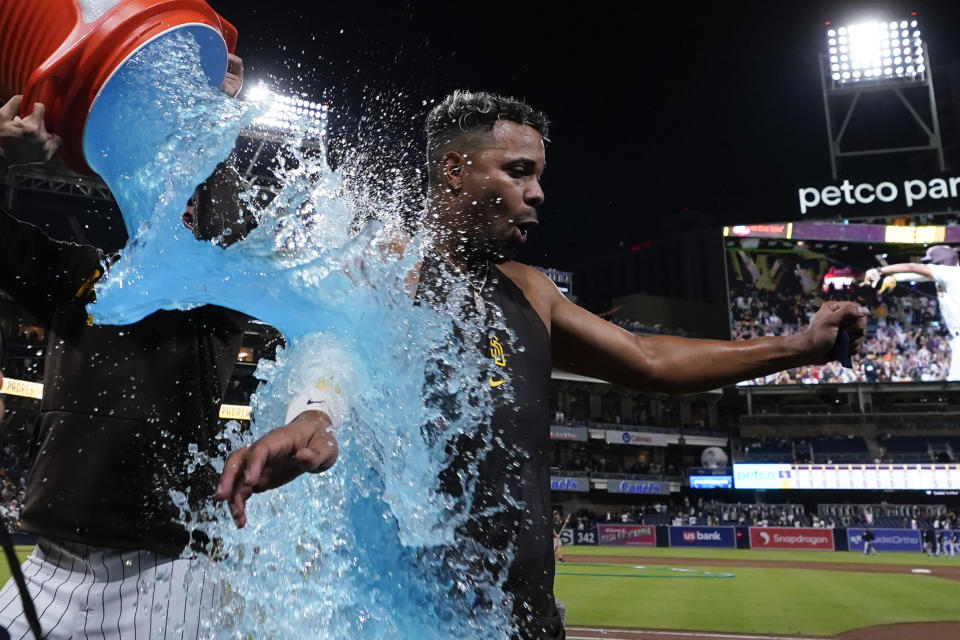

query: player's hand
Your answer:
[863,268,882,287]
[0,97,61,168]
[220,53,244,98]
[805,301,868,364]
[215,410,337,528]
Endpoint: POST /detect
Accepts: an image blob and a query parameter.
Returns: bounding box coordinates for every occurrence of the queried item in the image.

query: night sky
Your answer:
[203,1,960,270]
[13,2,960,270]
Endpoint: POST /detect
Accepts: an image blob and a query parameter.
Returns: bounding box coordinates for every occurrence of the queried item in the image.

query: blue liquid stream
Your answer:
[83,32,516,638]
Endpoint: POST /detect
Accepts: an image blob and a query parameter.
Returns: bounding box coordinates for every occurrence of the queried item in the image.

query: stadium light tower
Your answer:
[3,82,332,203]
[819,15,945,179]
[238,82,329,182]
[247,83,328,140]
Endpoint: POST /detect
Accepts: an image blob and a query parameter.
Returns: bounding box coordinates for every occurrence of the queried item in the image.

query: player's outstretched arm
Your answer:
[551,286,867,395]
[864,263,932,287]
[215,410,337,528]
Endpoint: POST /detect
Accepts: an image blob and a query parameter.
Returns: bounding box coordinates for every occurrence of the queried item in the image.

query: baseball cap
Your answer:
[920,245,958,266]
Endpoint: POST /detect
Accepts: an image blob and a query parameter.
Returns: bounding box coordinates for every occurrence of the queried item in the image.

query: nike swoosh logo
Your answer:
[306,399,328,405]
[489,378,507,388]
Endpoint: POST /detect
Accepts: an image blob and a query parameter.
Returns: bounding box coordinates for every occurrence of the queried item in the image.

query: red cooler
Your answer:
[0,0,236,173]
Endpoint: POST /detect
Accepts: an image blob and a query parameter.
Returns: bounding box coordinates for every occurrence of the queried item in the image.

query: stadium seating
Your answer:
[740,438,794,463]
[810,436,871,463]
[882,436,941,462]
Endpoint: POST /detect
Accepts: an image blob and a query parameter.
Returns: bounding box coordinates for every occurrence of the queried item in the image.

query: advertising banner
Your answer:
[573,525,598,546]
[795,176,960,217]
[750,527,834,550]
[847,528,923,553]
[689,475,733,489]
[549,476,589,492]
[733,462,960,491]
[550,426,588,442]
[668,526,736,548]
[605,431,670,447]
[606,480,670,495]
[597,524,656,547]
[733,464,794,489]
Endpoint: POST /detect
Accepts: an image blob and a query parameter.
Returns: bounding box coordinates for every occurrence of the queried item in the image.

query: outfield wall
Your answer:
[566,525,930,552]
[668,526,736,548]
[847,527,923,552]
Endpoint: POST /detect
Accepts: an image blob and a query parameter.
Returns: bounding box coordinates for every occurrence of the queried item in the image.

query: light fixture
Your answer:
[246,84,328,139]
[826,17,926,87]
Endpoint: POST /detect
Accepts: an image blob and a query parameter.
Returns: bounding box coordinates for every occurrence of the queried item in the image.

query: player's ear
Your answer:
[441,151,466,192]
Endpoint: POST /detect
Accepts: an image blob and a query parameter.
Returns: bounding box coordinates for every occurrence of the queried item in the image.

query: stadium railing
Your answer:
[741,411,960,428]
[587,421,727,438]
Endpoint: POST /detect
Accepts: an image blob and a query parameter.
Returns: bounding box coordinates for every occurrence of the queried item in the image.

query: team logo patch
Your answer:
[489,336,507,388]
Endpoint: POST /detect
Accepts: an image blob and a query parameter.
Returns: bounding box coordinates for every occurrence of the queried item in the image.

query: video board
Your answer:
[724,220,960,384]
[688,475,734,489]
[733,462,960,491]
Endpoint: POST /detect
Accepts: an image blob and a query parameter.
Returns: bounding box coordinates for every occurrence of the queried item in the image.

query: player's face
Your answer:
[456,120,545,263]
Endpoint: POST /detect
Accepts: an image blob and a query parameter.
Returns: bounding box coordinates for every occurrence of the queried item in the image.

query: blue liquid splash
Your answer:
[84,31,518,639]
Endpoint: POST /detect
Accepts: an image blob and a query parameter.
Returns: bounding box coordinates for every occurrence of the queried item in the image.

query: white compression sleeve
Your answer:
[285,376,349,425]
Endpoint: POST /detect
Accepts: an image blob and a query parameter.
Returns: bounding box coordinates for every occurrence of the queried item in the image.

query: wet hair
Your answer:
[425,90,549,176]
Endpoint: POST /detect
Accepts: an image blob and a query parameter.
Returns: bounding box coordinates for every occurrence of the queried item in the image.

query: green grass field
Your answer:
[0,546,32,586]
[556,546,960,636]
[3,545,957,636]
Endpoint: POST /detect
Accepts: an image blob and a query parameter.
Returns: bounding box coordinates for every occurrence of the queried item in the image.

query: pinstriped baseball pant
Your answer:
[0,538,221,639]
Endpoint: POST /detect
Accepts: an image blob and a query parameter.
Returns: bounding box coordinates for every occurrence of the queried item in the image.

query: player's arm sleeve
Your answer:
[0,207,98,324]
[285,377,350,425]
[283,338,357,426]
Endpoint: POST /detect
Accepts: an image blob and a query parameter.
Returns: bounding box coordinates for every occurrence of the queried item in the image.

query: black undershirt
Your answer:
[420,259,563,639]
[0,208,244,556]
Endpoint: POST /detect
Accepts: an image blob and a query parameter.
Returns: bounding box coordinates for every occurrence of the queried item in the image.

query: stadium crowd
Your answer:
[0,467,25,530]
[565,500,813,529]
[554,455,677,477]
[731,281,952,384]
[818,503,957,530]
[562,500,958,532]
[0,328,45,382]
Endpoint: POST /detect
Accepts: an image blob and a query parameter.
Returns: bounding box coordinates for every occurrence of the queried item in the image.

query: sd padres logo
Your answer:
[489,336,507,388]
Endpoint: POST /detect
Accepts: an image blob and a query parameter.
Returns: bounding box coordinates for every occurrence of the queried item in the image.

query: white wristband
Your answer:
[285,377,348,425]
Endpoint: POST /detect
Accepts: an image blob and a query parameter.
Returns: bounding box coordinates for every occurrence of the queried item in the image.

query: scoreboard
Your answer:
[733,463,960,491]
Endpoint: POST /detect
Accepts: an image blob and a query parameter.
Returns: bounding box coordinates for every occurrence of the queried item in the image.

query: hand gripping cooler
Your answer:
[0,0,236,174]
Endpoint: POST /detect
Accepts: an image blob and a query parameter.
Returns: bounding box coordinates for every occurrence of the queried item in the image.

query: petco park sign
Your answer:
[798,176,960,215]
[750,527,834,550]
